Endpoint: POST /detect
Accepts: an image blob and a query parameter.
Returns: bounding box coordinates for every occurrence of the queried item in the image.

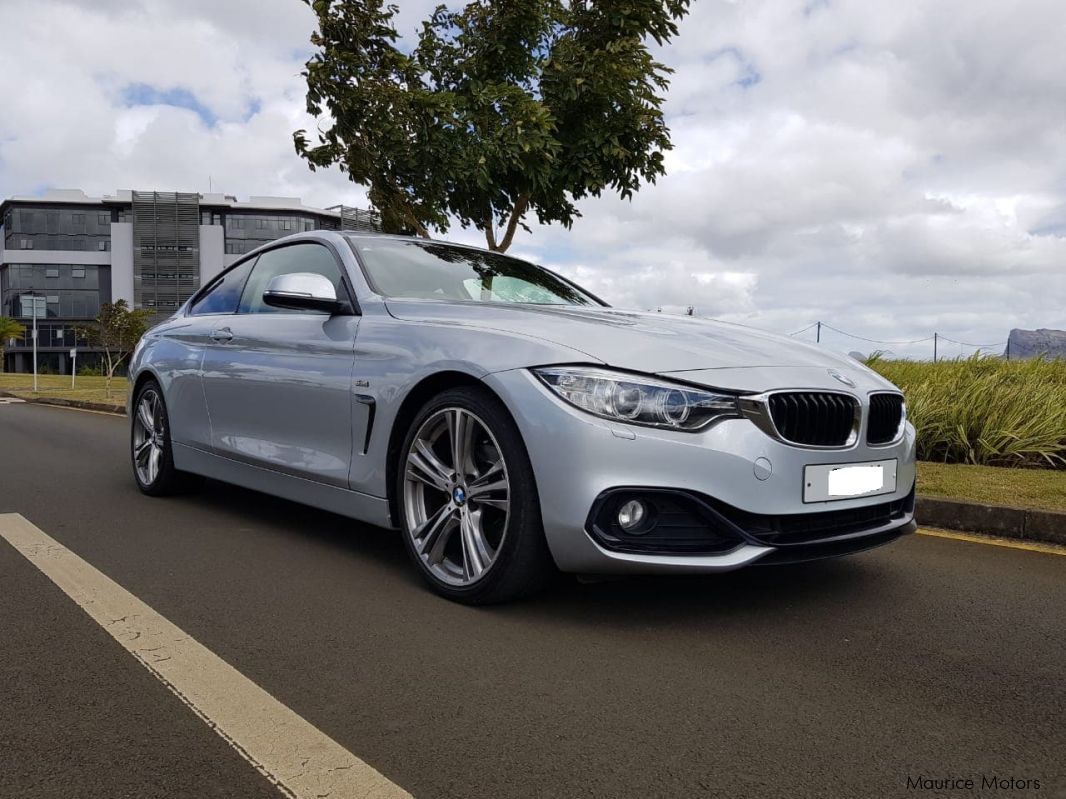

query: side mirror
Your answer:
[262,273,344,313]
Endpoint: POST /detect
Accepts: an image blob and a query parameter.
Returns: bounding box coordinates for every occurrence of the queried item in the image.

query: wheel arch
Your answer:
[130,368,164,409]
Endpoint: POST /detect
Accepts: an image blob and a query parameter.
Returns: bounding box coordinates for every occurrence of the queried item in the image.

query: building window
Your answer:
[281,220,291,230]
[72,213,85,225]
[21,239,33,249]
[72,267,86,279]
[98,241,107,251]
[99,213,110,225]
[256,219,267,229]
[45,267,60,278]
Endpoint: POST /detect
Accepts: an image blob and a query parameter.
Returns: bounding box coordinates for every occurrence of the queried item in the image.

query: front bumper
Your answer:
[485,368,918,575]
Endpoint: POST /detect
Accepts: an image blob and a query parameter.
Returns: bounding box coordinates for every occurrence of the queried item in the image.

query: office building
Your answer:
[0,189,378,373]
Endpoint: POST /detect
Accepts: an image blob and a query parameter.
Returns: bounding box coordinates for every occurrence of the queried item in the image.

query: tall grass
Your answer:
[866,355,1066,469]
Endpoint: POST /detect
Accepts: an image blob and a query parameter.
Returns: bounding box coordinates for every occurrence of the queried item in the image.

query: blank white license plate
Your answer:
[803,459,897,503]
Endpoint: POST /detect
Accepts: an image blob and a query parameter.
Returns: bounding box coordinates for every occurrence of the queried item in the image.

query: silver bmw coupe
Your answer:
[129,232,917,602]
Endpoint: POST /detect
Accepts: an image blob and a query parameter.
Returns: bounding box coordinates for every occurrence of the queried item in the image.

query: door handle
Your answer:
[209,327,233,343]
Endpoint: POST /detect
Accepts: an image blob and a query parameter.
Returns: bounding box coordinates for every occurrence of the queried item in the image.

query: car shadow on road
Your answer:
[526,558,889,626]
[190,477,414,572]
[188,477,907,628]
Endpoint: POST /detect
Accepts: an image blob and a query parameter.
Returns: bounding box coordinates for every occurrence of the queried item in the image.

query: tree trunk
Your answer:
[104,351,114,399]
[496,194,530,253]
[402,205,431,239]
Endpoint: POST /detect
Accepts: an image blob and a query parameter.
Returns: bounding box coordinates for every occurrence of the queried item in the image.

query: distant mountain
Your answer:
[1005,328,1066,359]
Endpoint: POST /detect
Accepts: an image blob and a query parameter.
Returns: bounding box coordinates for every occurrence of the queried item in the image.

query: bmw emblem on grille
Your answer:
[828,369,856,388]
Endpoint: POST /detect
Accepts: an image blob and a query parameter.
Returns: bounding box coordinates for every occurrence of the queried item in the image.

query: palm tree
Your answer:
[0,316,27,373]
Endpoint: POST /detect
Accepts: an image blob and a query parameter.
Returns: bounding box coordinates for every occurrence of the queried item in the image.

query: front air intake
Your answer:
[767,392,857,447]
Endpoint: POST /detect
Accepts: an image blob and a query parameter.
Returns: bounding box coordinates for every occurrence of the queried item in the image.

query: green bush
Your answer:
[78,364,103,376]
[867,355,1066,468]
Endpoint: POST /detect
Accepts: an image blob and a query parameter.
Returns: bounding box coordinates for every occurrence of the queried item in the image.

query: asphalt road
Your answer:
[1,402,1064,799]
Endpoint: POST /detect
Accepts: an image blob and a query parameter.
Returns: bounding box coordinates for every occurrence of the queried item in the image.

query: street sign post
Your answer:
[70,348,77,389]
[20,295,46,393]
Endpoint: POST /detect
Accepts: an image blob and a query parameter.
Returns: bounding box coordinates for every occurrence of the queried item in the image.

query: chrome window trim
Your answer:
[739,389,862,450]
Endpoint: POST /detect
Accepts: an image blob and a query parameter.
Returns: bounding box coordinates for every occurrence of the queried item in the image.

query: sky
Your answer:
[0,0,1063,358]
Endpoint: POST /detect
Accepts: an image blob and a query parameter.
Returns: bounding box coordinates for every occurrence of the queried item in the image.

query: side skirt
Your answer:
[173,443,395,529]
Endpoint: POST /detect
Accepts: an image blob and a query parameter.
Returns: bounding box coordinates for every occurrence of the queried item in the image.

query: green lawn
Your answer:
[917,461,1066,514]
[0,373,129,410]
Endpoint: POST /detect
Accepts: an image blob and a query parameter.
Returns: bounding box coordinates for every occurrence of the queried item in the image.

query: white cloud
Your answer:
[1,0,1064,356]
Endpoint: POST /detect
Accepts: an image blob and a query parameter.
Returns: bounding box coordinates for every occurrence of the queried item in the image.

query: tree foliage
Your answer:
[78,300,154,396]
[295,0,690,251]
[0,316,27,373]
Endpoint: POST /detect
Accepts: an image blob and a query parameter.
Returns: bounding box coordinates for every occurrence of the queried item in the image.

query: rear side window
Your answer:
[189,259,255,315]
[238,243,346,314]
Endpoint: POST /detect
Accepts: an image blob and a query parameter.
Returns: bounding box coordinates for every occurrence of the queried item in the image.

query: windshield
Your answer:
[349,239,601,306]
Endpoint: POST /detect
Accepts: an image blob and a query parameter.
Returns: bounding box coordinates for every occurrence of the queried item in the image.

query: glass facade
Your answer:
[223,212,339,255]
[132,191,200,313]
[1,264,108,320]
[0,191,379,372]
[6,321,90,349]
[2,206,112,252]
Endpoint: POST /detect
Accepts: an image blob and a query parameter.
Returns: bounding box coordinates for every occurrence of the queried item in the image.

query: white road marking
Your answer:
[0,397,27,404]
[0,513,411,799]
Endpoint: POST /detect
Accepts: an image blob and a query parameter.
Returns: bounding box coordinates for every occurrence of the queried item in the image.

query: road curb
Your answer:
[916,496,1066,547]
[0,390,125,416]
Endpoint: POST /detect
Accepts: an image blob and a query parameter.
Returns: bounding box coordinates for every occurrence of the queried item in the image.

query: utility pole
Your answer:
[32,298,37,392]
[816,321,821,343]
[21,292,43,392]
[933,332,938,363]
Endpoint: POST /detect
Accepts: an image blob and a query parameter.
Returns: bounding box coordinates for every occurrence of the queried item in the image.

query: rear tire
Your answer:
[131,379,200,496]
[396,386,554,604]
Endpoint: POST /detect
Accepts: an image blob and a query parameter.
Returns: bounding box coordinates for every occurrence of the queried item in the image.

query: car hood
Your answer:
[383,300,896,393]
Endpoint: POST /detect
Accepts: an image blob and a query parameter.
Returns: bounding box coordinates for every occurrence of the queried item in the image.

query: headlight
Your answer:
[533,367,740,431]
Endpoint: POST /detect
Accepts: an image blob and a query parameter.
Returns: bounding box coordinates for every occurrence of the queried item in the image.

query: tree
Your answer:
[0,316,26,373]
[78,300,154,397]
[295,0,691,252]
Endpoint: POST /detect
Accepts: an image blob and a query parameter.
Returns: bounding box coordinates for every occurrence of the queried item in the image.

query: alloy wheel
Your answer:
[132,388,165,486]
[403,407,510,586]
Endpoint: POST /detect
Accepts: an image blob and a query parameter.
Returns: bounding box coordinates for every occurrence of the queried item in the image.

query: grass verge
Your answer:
[0,373,128,411]
[917,461,1066,514]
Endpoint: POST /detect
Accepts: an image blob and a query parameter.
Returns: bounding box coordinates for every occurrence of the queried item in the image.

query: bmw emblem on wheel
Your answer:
[828,369,856,387]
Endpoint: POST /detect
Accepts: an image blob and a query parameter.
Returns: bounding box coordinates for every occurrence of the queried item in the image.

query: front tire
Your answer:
[131,380,198,496]
[397,386,554,604]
